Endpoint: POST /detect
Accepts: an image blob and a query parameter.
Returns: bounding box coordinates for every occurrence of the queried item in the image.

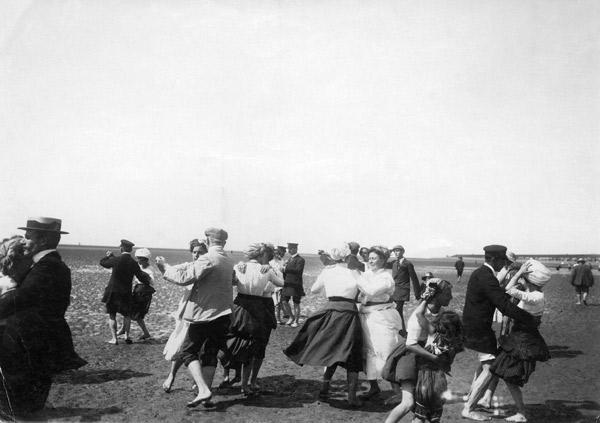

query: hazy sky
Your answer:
[1,1,598,256]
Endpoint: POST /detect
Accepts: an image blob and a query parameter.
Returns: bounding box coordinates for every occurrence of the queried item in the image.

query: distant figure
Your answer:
[270,245,287,324]
[387,245,421,335]
[570,258,594,305]
[346,241,366,272]
[281,242,305,328]
[461,245,535,421]
[0,217,86,414]
[455,256,465,282]
[100,239,152,345]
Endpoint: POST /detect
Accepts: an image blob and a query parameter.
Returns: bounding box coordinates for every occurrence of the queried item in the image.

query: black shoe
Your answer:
[583,299,588,306]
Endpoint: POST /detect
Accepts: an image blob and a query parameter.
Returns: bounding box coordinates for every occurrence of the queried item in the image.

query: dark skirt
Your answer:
[129,284,155,320]
[382,338,419,383]
[222,294,276,366]
[283,298,363,372]
[0,309,54,414]
[490,321,550,387]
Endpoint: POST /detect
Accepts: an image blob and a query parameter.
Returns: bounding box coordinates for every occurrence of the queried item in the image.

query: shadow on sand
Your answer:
[54,368,152,384]
[4,406,122,422]
[547,345,584,359]
[197,375,396,413]
[493,399,600,423]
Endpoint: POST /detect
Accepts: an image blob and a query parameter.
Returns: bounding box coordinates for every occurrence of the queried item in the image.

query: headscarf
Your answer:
[525,259,552,287]
[135,248,152,259]
[244,243,275,260]
[321,245,351,262]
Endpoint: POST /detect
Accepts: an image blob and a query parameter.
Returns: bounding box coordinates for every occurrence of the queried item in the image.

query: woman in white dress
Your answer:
[358,245,403,399]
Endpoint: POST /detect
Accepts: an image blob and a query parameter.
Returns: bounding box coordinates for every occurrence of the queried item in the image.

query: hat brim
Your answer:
[18,226,69,234]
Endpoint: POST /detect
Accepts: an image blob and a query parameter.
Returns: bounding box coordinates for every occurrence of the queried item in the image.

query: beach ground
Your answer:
[13,250,600,422]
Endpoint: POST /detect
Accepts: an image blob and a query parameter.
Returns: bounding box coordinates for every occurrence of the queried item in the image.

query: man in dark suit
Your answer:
[345,241,365,272]
[461,245,535,421]
[386,245,421,334]
[281,242,305,328]
[0,217,86,411]
[101,239,151,344]
[570,258,594,305]
[455,256,465,282]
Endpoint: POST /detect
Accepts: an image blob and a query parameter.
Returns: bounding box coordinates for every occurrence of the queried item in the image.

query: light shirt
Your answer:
[406,308,438,346]
[235,261,283,297]
[136,266,155,286]
[32,249,57,263]
[357,268,395,303]
[311,264,360,299]
[507,288,545,316]
[163,245,233,322]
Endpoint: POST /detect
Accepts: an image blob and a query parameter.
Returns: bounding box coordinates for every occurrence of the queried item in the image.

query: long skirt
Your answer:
[360,303,403,379]
[284,298,363,372]
[490,320,550,387]
[222,294,276,366]
[130,284,155,320]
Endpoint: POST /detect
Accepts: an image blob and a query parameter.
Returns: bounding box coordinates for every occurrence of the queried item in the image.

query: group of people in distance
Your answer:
[0,217,562,423]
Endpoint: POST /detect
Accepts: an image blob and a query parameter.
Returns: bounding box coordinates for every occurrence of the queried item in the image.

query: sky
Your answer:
[0,0,598,256]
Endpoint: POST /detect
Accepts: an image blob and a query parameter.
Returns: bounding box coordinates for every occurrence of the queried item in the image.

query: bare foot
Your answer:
[162,375,174,393]
[461,409,492,421]
[505,413,527,422]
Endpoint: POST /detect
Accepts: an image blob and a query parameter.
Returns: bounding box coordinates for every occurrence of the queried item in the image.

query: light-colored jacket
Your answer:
[163,246,234,322]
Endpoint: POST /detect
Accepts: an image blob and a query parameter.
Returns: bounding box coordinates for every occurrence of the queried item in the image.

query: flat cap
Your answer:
[287,242,298,248]
[483,244,507,259]
[277,245,287,251]
[120,239,135,248]
[392,245,405,251]
[205,227,228,242]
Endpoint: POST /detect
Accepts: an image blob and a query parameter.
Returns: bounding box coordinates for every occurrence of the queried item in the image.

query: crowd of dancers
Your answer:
[0,217,564,423]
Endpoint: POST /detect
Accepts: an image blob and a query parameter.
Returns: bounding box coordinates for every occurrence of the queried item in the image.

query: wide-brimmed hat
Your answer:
[18,217,69,234]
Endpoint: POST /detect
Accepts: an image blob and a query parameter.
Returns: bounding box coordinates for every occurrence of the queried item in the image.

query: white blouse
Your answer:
[405,308,438,346]
[235,261,284,298]
[507,288,545,317]
[136,266,155,286]
[311,264,360,299]
[357,269,395,303]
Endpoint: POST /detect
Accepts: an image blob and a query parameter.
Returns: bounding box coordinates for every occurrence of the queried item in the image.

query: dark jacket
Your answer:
[570,264,594,288]
[283,255,305,288]
[346,254,365,272]
[0,251,86,372]
[462,265,535,354]
[386,258,421,301]
[100,252,151,298]
[455,259,465,272]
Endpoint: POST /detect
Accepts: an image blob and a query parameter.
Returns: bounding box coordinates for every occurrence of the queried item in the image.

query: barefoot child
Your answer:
[490,259,551,422]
